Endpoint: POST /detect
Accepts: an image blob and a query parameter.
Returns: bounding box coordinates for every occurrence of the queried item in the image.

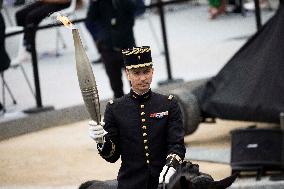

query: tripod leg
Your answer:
[57,28,67,49]
[2,74,17,105]
[55,28,61,57]
[18,64,35,99]
[1,73,6,112]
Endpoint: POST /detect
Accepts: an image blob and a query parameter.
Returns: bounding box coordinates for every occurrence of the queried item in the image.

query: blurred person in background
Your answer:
[227,0,243,13]
[244,0,270,11]
[85,0,145,65]
[14,0,71,63]
[208,0,243,19]
[86,0,138,99]
[84,0,102,65]
[208,0,226,19]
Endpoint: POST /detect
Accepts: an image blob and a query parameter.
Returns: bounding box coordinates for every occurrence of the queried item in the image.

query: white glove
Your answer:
[158,165,176,184]
[88,120,107,144]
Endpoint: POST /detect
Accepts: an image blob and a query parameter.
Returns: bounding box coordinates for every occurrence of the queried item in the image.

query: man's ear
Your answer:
[125,69,130,80]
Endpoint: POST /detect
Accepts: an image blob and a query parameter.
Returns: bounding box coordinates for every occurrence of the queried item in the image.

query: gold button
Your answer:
[142,126,146,129]
[141,112,145,115]
[143,133,147,136]
[144,140,147,143]
[146,160,149,164]
[142,119,146,122]
[146,153,149,156]
[141,105,144,108]
[145,146,148,150]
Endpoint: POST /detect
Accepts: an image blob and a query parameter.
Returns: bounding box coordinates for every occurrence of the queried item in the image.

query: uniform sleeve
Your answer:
[97,102,120,163]
[166,98,186,162]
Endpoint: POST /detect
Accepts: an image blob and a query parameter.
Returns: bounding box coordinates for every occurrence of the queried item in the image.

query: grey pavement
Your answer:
[186,146,230,164]
[231,177,284,189]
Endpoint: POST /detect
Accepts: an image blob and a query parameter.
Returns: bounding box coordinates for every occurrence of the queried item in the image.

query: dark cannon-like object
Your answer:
[166,79,207,135]
[169,1,284,135]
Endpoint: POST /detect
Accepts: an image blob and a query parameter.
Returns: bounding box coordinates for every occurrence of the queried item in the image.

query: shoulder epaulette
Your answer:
[168,94,174,100]
[108,99,114,104]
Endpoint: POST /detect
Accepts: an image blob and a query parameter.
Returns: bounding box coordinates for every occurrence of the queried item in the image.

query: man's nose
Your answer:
[140,74,147,81]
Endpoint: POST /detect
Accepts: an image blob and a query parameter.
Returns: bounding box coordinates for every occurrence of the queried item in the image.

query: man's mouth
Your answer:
[139,83,148,86]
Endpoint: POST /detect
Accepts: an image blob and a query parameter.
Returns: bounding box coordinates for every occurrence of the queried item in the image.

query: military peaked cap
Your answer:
[122,46,153,69]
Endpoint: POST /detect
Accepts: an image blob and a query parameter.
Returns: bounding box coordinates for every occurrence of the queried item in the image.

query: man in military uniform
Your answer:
[89,46,186,189]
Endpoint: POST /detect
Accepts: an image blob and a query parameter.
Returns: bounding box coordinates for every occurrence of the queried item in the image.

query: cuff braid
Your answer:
[166,154,183,169]
[97,138,116,158]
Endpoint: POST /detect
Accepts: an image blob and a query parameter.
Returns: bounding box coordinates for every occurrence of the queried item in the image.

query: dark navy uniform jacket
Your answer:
[98,89,186,189]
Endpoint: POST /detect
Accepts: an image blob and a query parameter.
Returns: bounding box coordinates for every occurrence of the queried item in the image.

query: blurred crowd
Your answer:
[208,0,272,19]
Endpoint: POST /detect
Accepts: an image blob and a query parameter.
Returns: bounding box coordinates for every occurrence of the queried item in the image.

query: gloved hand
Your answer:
[88,120,106,144]
[158,165,176,184]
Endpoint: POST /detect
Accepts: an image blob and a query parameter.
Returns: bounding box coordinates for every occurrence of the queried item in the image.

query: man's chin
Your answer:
[138,85,149,92]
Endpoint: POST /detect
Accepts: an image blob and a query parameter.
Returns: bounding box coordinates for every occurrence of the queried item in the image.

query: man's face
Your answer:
[126,66,154,94]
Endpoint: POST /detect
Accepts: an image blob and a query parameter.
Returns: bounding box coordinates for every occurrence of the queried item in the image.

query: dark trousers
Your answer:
[100,49,125,98]
[84,18,101,57]
[84,18,101,42]
[15,1,70,51]
[0,12,10,72]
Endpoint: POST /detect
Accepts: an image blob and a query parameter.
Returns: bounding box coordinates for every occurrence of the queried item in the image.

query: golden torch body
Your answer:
[72,28,101,123]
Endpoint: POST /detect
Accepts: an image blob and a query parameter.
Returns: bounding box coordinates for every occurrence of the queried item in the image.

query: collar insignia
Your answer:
[168,95,174,100]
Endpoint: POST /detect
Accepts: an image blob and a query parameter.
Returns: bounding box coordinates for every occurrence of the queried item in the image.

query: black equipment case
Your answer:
[230,126,284,178]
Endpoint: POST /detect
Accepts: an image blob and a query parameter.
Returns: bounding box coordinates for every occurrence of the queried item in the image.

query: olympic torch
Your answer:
[56,14,101,124]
